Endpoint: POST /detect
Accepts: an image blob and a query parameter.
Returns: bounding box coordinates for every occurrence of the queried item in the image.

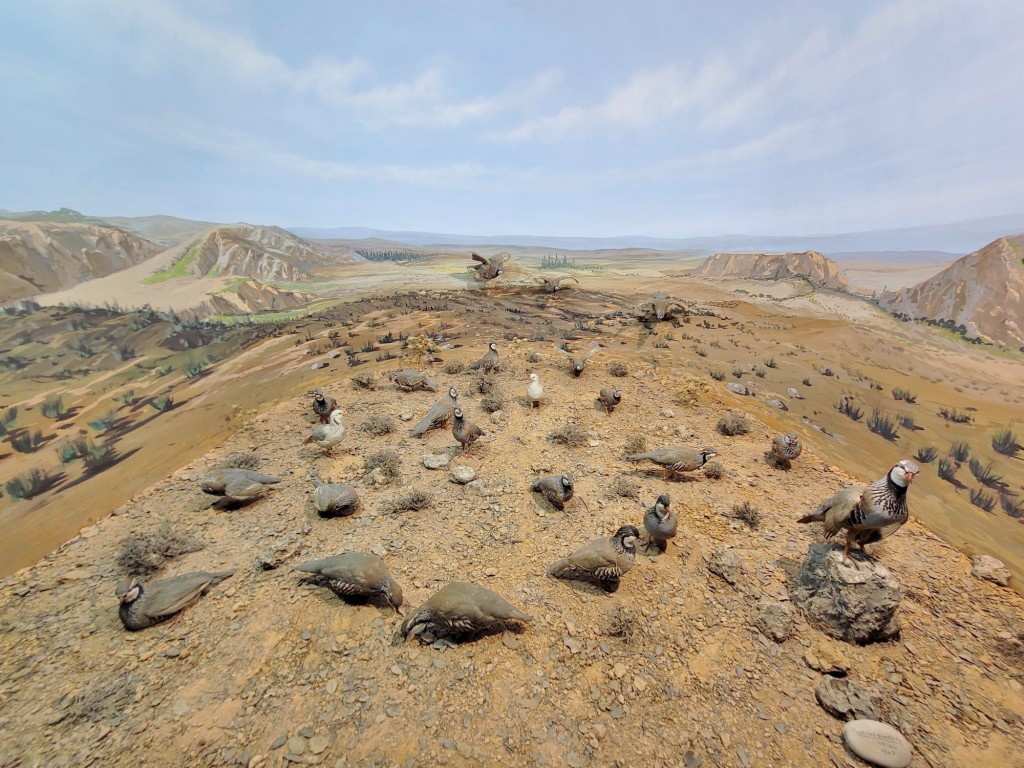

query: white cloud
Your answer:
[102,0,552,129]
[495,58,735,142]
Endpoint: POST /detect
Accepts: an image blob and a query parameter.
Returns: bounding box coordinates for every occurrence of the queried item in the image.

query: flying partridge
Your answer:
[540,275,579,293]
[115,570,234,631]
[294,552,403,613]
[557,341,600,377]
[798,459,919,563]
[399,582,532,641]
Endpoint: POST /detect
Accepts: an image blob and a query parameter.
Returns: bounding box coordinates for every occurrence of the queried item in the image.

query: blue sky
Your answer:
[1,0,1022,236]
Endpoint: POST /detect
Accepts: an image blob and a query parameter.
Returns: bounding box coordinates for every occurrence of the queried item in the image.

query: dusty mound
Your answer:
[0,219,161,302]
[199,279,314,317]
[1,350,1021,767]
[693,251,849,290]
[879,235,1024,347]
[185,225,352,282]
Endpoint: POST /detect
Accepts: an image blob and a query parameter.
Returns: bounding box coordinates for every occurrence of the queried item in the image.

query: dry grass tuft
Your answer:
[727,500,760,528]
[364,450,400,481]
[116,522,204,577]
[223,452,261,470]
[623,436,647,455]
[608,475,640,498]
[359,414,395,436]
[350,372,377,390]
[550,420,588,448]
[385,488,432,513]
[608,361,628,377]
[703,461,725,479]
[717,413,751,436]
[443,360,464,374]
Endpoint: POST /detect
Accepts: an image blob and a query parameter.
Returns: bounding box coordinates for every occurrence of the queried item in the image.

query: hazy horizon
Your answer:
[3,1,1023,237]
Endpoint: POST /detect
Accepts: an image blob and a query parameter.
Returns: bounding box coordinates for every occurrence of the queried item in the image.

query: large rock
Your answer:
[971,555,1011,587]
[789,543,901,644]
[708,547,743,585]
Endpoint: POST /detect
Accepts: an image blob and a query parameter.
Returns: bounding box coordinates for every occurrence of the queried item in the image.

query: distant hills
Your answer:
[0,219,160,302]
[289,211,1024,256]
[879,235,1024,348]
[691,251,849,291]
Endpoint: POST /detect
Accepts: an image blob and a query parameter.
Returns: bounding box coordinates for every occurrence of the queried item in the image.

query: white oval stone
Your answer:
[843,719,912,768]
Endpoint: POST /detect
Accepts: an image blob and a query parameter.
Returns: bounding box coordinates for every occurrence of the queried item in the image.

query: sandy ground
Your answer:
[842,260,954,293]
[0,350,1022,767]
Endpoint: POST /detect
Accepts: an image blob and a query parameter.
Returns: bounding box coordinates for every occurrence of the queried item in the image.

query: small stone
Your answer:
[803,643,851,676]
[842,720,912,768]
[450,466,476,484]
[971,555,1011,587]
[660,408,674,418]
[422,454,450,470]
[816,677,882,721]
[270,735,287,750]
[287,737,307,756]
[308,736,330,755]
[749,599,794,642]
[399,413,413,421]
[489,411,505,424]
[708,547,742,585]
[612,662,627,679]
[456,742,473,759]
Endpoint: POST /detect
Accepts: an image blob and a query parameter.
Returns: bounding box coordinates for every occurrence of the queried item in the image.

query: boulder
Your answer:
[971,555,1011,587]
[789,543,901,644]
[450,466,477,485]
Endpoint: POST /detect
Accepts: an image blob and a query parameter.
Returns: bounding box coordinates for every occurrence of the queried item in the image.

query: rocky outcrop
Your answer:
[789,543,901,644]
[200,279,313,317]
[879,235,1024,347]
[971,555,1011,587]
[692,250,849,290]
[185,225,349,282]
[0,220,160,302]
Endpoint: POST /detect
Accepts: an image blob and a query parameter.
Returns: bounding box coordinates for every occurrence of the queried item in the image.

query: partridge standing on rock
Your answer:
[771,432,802,467]
[527,373,544,408]
[388,369,437,392]
[558,341,601,377]
[200,468,281,504]
[548,525,641,590]
[305,409,345,454]
[531,473,574,510]
[310,388,338,424]
[452,407,483,454]
[625,446,718,478]
[399,582,531,640]
[464,341,499,373]
[311,475,360,517]
[116,570,234,631]
[294,552,403,613]
[643,494,676,554]
[598,387,622,415]
[798,459,919,563]
[412,387,458,437]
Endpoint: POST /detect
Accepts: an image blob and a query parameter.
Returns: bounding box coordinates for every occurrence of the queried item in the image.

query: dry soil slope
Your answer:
[0,355,1022,767]
[879,235,1024,347]
[187,225,355,282]
[693,251,850,291]
[0,220,161,303]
